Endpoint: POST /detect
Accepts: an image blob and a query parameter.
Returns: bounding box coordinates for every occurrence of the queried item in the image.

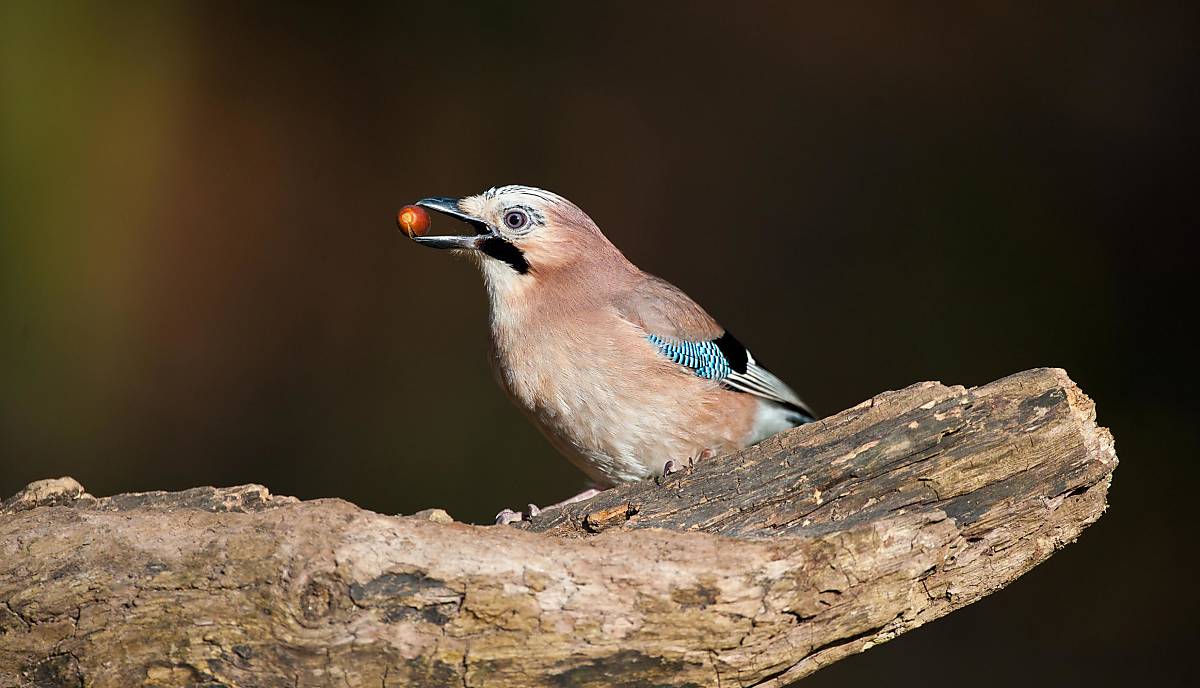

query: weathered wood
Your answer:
[0,368,1116,688]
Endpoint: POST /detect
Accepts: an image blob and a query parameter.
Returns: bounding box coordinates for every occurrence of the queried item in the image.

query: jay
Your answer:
[408,186,814,522]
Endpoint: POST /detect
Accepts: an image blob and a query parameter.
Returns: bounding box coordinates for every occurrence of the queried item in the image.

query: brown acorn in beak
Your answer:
[396,205,431,238]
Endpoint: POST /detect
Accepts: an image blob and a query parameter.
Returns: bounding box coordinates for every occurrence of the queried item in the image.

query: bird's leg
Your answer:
[494,488,603,525]
[548,488,602,508]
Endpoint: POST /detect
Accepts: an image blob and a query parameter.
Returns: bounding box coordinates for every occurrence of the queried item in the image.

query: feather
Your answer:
[616,274,816,421]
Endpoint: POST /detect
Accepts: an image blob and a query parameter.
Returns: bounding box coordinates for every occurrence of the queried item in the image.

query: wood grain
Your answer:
[0,368,1116,687]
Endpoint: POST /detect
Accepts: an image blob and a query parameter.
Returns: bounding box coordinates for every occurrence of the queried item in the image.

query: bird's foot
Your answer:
[494,491,600,525]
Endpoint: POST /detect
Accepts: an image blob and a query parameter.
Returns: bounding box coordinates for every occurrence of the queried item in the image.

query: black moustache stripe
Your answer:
[479,237,530,274]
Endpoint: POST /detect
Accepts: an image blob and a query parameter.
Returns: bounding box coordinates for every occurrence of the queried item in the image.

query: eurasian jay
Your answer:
[408,186,815,522]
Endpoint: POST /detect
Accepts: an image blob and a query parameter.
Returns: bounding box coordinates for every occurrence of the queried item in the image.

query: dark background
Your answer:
[2,3,1196,685]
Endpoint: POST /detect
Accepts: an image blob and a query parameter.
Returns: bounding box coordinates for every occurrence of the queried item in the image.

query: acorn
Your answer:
[396,204,431,238]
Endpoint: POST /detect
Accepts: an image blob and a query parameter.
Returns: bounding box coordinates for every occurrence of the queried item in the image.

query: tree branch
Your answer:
[0,368,1116,688]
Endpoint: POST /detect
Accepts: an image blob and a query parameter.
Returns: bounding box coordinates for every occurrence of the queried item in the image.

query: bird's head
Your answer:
[410,185,628,296]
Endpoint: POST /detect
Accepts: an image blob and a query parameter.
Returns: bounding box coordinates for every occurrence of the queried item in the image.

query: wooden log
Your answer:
[0,368,1116,688]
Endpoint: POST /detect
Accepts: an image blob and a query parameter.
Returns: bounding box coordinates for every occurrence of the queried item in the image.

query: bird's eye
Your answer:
[503,209,530,231]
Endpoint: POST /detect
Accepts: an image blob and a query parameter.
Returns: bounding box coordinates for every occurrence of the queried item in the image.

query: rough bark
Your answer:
[0,368,1116,688]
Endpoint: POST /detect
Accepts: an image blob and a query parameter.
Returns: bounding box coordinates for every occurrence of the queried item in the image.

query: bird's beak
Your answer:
[411,197,493,250]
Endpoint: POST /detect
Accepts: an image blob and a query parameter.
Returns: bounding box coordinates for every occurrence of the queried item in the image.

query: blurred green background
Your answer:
[2,2,1196,686]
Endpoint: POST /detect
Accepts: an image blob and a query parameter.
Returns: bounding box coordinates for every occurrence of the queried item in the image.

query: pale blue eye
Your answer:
[504,209,529,230]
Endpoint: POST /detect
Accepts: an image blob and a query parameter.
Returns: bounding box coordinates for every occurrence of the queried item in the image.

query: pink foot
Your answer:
[494,489,603,525]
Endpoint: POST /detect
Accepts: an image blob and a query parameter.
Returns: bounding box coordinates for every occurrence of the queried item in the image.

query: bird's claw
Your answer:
[661,449,715,483]
[495,508,524,525]
[495,504,542,525]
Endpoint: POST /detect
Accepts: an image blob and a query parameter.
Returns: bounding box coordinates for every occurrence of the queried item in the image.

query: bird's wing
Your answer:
[615,274,816,420]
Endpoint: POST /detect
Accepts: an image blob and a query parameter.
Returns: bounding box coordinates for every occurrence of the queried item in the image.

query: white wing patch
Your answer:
[722,351,814,419]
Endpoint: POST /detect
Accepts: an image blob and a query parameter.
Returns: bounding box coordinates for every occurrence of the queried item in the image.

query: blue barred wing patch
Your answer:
[646,334,732,380]
[645,331,816,420]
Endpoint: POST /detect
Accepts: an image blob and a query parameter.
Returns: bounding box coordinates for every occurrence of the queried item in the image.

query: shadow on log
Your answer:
[0,368,1116,688]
